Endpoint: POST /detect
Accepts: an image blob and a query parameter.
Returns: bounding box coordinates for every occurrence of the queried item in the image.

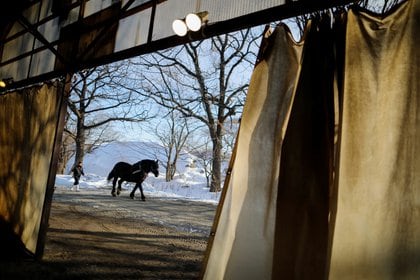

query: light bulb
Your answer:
[172,19,188,36]
[185,13,202,32]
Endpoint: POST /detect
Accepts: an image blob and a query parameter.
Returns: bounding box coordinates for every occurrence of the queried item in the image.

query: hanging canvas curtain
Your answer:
[0,82,63,257]
[272,15,342,279]
[201,24,305,280]
[201,15,342,280]
[201,0,419,279]
[329,0,420,279]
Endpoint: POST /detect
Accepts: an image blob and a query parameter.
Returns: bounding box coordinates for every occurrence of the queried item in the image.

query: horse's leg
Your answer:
[117,179,123,195]
[130,183,138,199]
[138,182,146,201]
[111,177,118,197]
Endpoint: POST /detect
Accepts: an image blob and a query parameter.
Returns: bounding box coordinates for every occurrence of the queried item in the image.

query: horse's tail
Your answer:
[107,168,115,181]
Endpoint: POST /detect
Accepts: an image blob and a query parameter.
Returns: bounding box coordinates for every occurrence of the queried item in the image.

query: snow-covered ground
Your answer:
[55,141,223,204]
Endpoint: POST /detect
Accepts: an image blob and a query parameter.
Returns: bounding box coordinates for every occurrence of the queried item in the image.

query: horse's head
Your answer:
[151,159,159,177]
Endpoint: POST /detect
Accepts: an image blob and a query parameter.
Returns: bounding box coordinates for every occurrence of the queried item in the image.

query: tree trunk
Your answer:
[210,137,222,192]
[165,144,173,182]
[169,163,176,180]
[57,145,70,174]
[74,115,86,166]
[165,161,172,182]
[57,154,66,174]
[170,151,179,180]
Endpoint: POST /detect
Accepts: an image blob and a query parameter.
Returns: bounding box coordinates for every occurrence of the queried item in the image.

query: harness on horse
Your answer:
[131,163,147,181]
[132,168,142,175]
[131,162,142,174]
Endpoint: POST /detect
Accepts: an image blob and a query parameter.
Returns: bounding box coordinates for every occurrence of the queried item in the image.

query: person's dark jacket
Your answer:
[72,165,84,178]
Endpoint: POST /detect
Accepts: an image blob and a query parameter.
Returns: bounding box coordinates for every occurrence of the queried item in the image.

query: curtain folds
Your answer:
[202,24,305,280]
[329,0,420,279]
[0,82,62,255]
[272,16,341,280]
[201,0,419,279]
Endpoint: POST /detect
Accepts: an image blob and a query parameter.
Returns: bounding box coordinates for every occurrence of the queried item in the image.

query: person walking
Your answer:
[71,161,85,191]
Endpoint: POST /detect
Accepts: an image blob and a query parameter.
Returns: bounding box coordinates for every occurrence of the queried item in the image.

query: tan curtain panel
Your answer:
[0,83,62,255]
[202,0,419,279]
[202,25,304,280]
[202,18,343,279]
[329,0,420,279]
[272,17,340,279]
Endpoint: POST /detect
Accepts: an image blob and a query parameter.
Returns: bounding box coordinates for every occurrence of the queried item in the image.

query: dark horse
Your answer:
[107,159,159,201]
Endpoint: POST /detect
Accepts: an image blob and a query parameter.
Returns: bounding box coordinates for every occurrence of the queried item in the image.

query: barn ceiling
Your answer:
[0,0,356,91]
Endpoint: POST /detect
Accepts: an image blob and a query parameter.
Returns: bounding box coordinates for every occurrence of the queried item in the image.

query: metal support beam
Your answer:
[17,15,68,65]
[2,0,357,92]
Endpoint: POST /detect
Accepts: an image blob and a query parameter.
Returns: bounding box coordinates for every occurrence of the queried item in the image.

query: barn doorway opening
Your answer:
[0,24,262,278]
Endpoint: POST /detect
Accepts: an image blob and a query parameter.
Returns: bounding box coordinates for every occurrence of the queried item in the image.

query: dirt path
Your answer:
[1,188,218,280]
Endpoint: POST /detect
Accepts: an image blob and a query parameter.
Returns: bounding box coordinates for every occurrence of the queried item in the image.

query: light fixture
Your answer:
[0,78,13,88]
[172,19,188,36]
[185,11,208,32]
[172,11,208,36]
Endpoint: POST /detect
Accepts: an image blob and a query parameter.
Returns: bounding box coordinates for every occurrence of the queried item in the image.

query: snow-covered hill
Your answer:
[67,141,183,177]
[57,141,222,204]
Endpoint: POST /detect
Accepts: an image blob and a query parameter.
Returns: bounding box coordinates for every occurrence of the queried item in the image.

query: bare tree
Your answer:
[285,0,403,40]
[221,117,240,161]
[65,61,151,169]
[151,111,191,181]
[130,29,260,192]
[358,0,403,13]
[57,120,75,174]
[186,131,213,188]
